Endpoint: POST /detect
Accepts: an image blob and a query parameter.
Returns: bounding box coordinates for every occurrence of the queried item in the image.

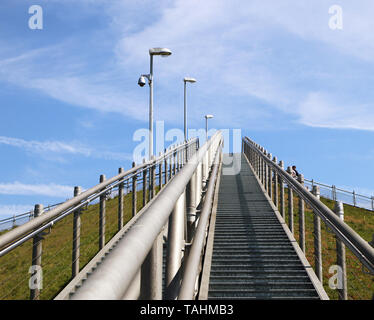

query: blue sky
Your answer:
[0,0,374,218]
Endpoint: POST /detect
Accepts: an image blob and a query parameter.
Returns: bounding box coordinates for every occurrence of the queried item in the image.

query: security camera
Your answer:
[138,76,146,87]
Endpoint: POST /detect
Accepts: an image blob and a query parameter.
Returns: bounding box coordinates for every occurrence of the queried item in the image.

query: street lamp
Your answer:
[205,114,214,141]
[183,77,197,141]
[138,47,172,159]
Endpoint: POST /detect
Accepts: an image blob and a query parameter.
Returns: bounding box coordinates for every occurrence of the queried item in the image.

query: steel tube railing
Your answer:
[69,132,222,299]
[243,137,374,275]
[178,143,222,299]
[0,139,197,256]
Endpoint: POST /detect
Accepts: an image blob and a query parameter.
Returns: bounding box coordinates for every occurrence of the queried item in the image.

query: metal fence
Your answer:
[304,179,374,212]
[0,138,199,300]
[243,137,374,300]
[0,203,65,232]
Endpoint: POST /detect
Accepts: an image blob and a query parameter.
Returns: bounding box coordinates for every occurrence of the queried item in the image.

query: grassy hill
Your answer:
[0,182,373,300]
[0,188,150,300]
[282,190,374,300]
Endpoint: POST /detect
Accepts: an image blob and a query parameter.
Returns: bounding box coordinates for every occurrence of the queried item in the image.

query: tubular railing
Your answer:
[0,203,65,231]
[243,137,374,300]
[66,132,223,300]
[0,138,198,300]
[303,179,374,212]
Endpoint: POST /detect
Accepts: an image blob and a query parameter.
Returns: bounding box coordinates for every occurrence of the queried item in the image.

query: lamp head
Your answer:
[184,77,197,83]
[149,47,172,57]
[205,114,214,119]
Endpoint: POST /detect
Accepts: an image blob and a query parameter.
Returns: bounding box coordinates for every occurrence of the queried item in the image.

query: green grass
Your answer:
[0,186,159,300]
[278,185,374,300]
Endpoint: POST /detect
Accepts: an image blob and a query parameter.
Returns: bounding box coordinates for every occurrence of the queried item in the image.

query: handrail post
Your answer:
[118,167,124,230]
[353,190,356,207]
[140,232,163,300]
[142,160,147,207]
[268,153,272,200]
[158,152,163,190]
[150,158,155,200]
[169,152,172,181]
[132,162,137,217]
[164,149,168,185]
[273,157,278,208]
[30,204,43,300]
[264,150,268,192]
[72,186,82,278]
[279,161,285,219]
[286,167,294,234]
[298,174,305,252]
[186,172,197,243]
[99,174,106,250]
[165,190,186,299]
[312,185,323,282]
[334,201,347,300]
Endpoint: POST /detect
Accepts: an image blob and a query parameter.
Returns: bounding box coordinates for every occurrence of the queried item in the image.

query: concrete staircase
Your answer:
[207,154,321,300]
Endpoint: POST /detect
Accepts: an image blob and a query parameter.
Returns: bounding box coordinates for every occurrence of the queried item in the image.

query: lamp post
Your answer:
[205,114,213,141]
[183,77,196,141]
[138,47,172,159]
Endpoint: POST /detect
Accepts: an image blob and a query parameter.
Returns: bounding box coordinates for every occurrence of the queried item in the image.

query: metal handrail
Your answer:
[0,138,198,255]
[243,137,374,275]
[69,132,222,299]
[303,178,374,211]
[178,143,222,299]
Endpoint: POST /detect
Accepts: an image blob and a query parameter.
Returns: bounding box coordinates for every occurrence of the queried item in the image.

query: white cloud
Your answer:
[0,182,73,197]
[0,135,133,161]
[2,0,374,131]
[0,136,90,155]
[297,92,374,131]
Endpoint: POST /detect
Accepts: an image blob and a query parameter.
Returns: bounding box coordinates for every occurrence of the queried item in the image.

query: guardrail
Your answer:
[0,138,199,300]
[66,132,223,300]
[303,179,374,212]
[0,203,65,231]
[243,137,374,300]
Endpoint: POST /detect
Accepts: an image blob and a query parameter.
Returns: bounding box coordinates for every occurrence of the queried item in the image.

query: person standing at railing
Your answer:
[291,165,299,178]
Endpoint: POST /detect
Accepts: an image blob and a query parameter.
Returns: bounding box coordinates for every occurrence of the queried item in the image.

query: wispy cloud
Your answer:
[1,0,374,131]
[0,182,73,197]
[0,135,132,161]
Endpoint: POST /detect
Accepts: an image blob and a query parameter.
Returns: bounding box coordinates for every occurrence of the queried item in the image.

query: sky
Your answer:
[0,0,374,218]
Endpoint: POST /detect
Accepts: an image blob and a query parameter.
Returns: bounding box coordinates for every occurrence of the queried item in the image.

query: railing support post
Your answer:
[99,174,106,250]
[334,201,347,300]
[140,231,163,300]
[118,167,124,230]
[30,204,43,300]
[273,157,278,208]
[132,162,137,217]
[268,153,272,200]
[150,158,155,200]
[159,153,163,190]
[298,174,305,252]
[143,160,147,207]
[186,172,197,243]
[165,191,186,299]
[287,166,294,234]
[279,161,285,219]
[312,185,323,282]
[72,186,82,278]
